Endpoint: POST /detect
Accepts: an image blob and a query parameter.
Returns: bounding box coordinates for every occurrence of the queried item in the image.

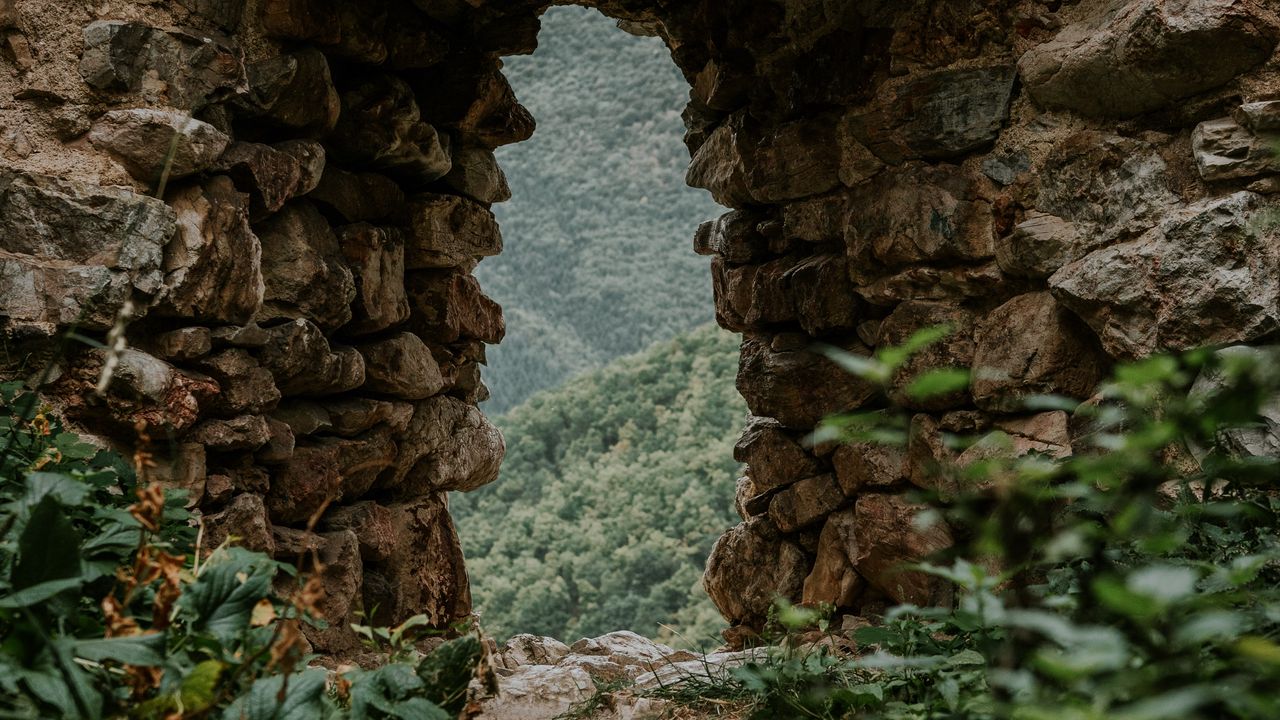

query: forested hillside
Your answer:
[453,325,745,646]
[476,6,721,413]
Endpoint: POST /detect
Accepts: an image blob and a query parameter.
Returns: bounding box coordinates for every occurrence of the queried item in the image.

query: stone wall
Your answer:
[1,0,1278,653]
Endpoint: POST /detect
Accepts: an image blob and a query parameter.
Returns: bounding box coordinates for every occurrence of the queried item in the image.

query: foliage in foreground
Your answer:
[657,335,1280,720]
[454,324,745,646]
[0,381,485,719]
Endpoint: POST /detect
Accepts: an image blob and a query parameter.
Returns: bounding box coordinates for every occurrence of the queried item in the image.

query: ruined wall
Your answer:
[1,0,1278,653]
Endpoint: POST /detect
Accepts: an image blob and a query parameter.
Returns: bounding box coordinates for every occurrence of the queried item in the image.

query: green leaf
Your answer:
[74,634,165,667]
[180,660,226,713]
[0,577,85,608]
[180,548,276,643]
[11,494,82,592]
[905,368,970,400]
[228,669,330,720]
[1125,565,1198,605]
[416,635,482,714]
[1093,576,1159,622]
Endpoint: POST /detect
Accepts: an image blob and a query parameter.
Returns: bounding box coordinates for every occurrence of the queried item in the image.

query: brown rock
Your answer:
[390,395,504,494]
[734,416,821,492]
[266,444,342,523]
[89,109,229,183]
[747,117,841,203]
[703,517,808,628]
[737,336,877,429]
[451,71,536,148]
[971,292,1107,411]
[307,167,405,223]
[957,411,1072,467]
[326,398,414,436]
[1018,0,1279,118]
[802,510,865,608]
[330,73,452,183]
[906,413,956,493]
[160,176,264,324]
[852,494,953,606]
[832,441,907,494]
[767,474,846,532]
[153,443,206,508]
[856,263,1009,307]
[686,114,753,207]
[203,493,275,555]
[406,270,505,344]
[404,193,503,269]
[256,417,295,464]
[338,224,410,336]
[153,327,212,362]
[80,22,247,111]
[278,529,364,655]
[53,349,217,436]
[320,427,398,500]
[358,332,446,400]
[237,49,340,134]
[694,210,768,263]
[363,494,471,627]
[257,319,366,397]
[1191,116,1280,182]
[321,501,398,563]
[878,301,974,411]
[442,146,511,204]
[996,212,1093,279]
[193,348,280,416]
[186,414,271,452]
[255,202,356,331]
[217,142,304,219]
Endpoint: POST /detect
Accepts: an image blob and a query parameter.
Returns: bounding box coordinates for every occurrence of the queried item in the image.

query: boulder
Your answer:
[236,49,340,134]
[734,416,822,492]
[1050,192,1280,359]
[802,510,865,608]
[257,319,365,396]
[852,494,953,606]
[160,176,264,324]
[51,348,217,435]
[686,114,753,207]
[404,193,503,268]
[338,224,410,335]
[255,202,356,330]
[321,501,399,563]
[746,117,842,203]
[703,517,808,628]
[767,474,846,532]
[203,494,275,555]
[832,441,908,494]
[1018,0,1279,117]
[358,332,446,400]
[442,146,511,204]
[152,327,212,362]
[1191,116,1280,182]
[80,22,247,110]
[389,395,504,494]
[695,209,770,262]
[847,64,1015,162]
[737,336,878,429]
[405,270,505,344]
[449,70,536,148]
[186,414,271,452]
[1187,345,1280,460]
[995,212,1093,279]
[971,292,1108,411]
[279,529,364,656]
[325,397,414,436]
[89,109,229,183]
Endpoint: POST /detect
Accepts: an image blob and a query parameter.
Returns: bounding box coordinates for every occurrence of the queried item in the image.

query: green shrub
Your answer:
[0,381,485,719]
[663,337,1280,720]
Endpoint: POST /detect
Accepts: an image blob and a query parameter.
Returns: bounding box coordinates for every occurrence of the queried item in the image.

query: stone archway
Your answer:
[1,0,1278,655]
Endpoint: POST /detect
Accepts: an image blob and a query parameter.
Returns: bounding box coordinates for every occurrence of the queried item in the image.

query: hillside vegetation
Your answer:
[453,324,745,646]
[476,5,722,413]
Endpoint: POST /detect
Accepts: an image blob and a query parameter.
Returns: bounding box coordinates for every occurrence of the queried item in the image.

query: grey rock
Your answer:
[1188,345,1280,460]
[389,395,504,494]
[186,414,271,451]
[192,348,280,415]
[1191,117,1280,182]
[236,49,340,134]
[153,327,212,362]
[89,109,230,183]
[1051,192,1280,359]
[1236,100,1280,132]
[80,21,247,111]
[217,142,304,218]
[735,416,821,492]
[996,211,1095,279]
[1018,0,1279,117]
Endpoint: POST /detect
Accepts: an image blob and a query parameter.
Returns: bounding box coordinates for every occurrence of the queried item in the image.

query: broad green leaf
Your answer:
[905,368,970,400]
[229,668,330,720]
[1125,565,1198,605]
[1093,576,1159,622]
[0,577,84,608]
[11,495,82,592]
[417,635,482,714]
[180,660,226,713]
[180,548,276,643]
[74,634,165,667]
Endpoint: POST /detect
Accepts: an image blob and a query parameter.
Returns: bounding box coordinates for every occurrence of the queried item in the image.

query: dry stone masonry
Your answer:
[1,0,1279,655]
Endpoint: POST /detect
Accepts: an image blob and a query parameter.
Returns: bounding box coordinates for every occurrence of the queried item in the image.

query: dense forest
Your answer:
[476,5,722,413]
[453,325,745,646]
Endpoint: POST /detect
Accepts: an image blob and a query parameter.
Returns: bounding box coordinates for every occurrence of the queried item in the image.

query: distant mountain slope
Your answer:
[476,5,721,413]
[452,324,745,646]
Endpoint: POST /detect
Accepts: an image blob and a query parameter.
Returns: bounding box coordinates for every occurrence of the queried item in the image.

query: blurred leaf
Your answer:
[905,368,970,400]
[73,635,165,667]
